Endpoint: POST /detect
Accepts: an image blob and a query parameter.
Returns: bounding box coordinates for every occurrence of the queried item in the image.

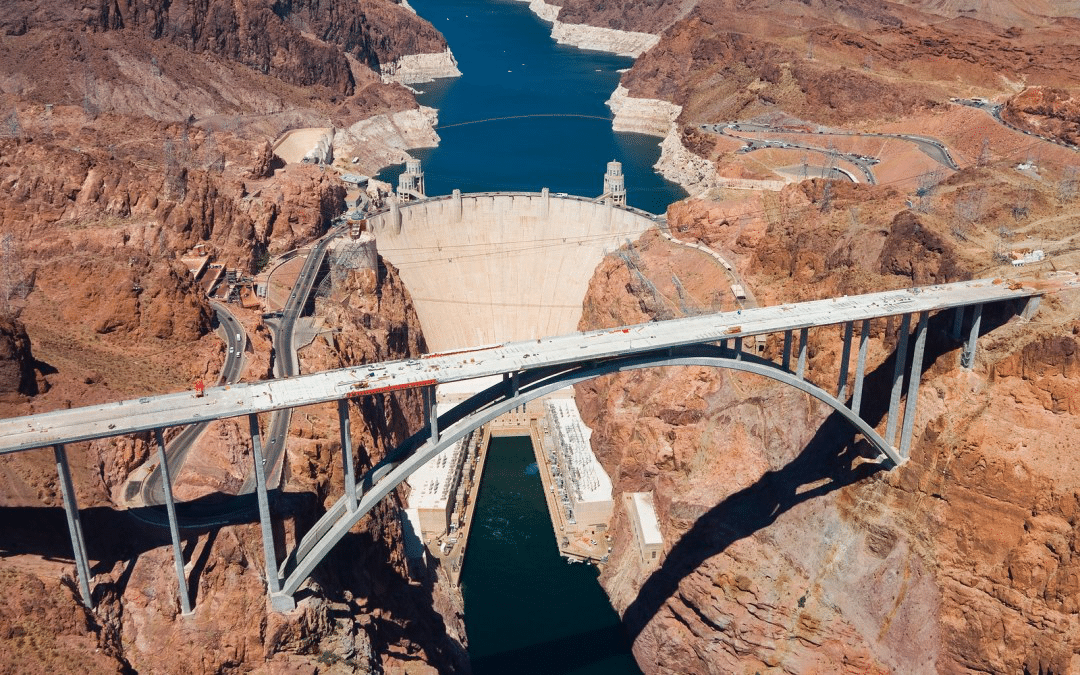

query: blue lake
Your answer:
[378,0,686,214]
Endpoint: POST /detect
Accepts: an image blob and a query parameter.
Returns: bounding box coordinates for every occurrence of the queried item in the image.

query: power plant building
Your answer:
[544,399,614,529]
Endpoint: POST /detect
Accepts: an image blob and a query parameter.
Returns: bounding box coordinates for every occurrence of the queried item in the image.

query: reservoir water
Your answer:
[463,437,641,675]
[380,0,687,214]
[381,0,683,670]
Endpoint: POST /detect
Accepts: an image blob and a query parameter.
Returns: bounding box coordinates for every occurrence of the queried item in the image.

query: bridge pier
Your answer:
[951,306,965,340]
[782,330,793,370]
[838,321,853,400]
[338,399,357,513]
[154,429,192,615]
[851,319,870,417]
[734,336,743,359]
[425,386,439,442]
[796,327,809,379]
[885,313,912,445]
[53,444,94,610]
[961,304,982,369]
[247,414,283,598]
[899,313,929,459]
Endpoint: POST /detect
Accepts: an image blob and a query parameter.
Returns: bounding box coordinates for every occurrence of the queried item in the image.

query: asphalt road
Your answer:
[140,303,246,505]
[241,226,342,493]
[703,122,961,176]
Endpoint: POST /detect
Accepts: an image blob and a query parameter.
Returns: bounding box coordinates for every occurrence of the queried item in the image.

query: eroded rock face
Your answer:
[0,316,37,398]
[1,0,447,95]
[1003,87,1080,147]
[577,182,1080,673]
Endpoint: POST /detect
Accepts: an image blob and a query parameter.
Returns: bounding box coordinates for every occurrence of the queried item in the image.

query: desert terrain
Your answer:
[1,0,1080,672]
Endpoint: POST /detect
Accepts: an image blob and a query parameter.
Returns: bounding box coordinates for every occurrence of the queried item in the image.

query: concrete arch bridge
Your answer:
[0,274,1074,613]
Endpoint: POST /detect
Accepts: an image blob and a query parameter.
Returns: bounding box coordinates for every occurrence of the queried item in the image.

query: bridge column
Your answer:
[733,337,743,360]
[961,304,982,369]
[796,327,809,379]
[838,321,853,400]
[950,306,965,340]
[154,429,192,615]
[247,414,284,602]
[425,386,439,442]
[782,330,793,370]
[1022,296,1041,320]
[338,399,357,513]
[885,314,912,446]
[851,319,870,416]
[898,313,929,461]
[53,444,93,610]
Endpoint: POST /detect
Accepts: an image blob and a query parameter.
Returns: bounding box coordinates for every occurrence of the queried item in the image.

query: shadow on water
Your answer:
[622,300,1023,641]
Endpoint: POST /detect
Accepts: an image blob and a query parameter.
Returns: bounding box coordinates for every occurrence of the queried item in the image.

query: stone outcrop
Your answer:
[607,85,679,137]
[333,106,442,175]
[380,49,462,85]
[512,0,660,58]
[0,316,37,398]
[1002,86,1080,147]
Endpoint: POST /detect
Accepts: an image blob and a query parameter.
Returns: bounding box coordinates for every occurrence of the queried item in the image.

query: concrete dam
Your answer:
[366,180,657,354]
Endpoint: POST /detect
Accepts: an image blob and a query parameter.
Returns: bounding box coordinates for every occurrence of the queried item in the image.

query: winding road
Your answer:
[701,121,962,181]
[137,303,246,505]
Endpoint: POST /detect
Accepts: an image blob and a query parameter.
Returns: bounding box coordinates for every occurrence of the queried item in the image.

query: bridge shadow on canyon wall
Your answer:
[0,489,468,669]
[621,300,1023,641]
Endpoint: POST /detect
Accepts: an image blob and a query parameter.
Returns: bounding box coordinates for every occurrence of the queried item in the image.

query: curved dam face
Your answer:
[367,191,657,352]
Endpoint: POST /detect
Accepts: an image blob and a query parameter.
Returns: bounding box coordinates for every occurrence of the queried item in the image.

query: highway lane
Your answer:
[4,273,1075,455]
[243,226,343,492]
[704,122,961,174]
[139,303,247,505]
[953,98,1080,153]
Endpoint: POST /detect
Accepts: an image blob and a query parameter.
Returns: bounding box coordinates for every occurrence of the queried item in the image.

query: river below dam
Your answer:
[382,0,686,670]
[464,437,641,675]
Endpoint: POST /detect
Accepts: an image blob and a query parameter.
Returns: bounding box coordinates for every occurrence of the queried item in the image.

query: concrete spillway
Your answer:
[368,191,656,352]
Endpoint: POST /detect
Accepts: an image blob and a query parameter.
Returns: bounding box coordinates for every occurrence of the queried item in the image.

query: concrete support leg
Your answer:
[338,399,357,513]
[961,304,983,369]
[838,321,853,400]
[852,319,870,417]
[719,338,728,354]
[53,444,94,610]
[782,330,793,371]
[734,336,743,360]
[247,414,281,596]
[1022,296,1041,320]
[154,429,192,615]
[951,306,965,340]
[898,313,929,461]
[885,314,912,446]
[426,386,439,442]
[796,327,809,380]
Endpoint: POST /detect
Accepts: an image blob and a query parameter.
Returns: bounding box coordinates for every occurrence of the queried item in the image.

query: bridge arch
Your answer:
[278,345,899,599]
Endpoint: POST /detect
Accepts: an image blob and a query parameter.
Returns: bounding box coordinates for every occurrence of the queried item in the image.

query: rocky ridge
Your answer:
[575,164,1080,672]
[0,0,468,670]
[512,0,660,57]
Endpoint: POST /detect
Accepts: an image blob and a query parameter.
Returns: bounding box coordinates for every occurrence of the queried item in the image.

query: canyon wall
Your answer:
[575,171,1080,673]
[512,0,660,57]
[0,0,469,669]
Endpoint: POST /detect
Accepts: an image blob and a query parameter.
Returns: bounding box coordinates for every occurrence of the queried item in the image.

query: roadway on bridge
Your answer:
[3,274,1075,455]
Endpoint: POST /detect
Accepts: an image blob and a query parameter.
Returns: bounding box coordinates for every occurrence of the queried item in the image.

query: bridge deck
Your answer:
[1,275,1073,454]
